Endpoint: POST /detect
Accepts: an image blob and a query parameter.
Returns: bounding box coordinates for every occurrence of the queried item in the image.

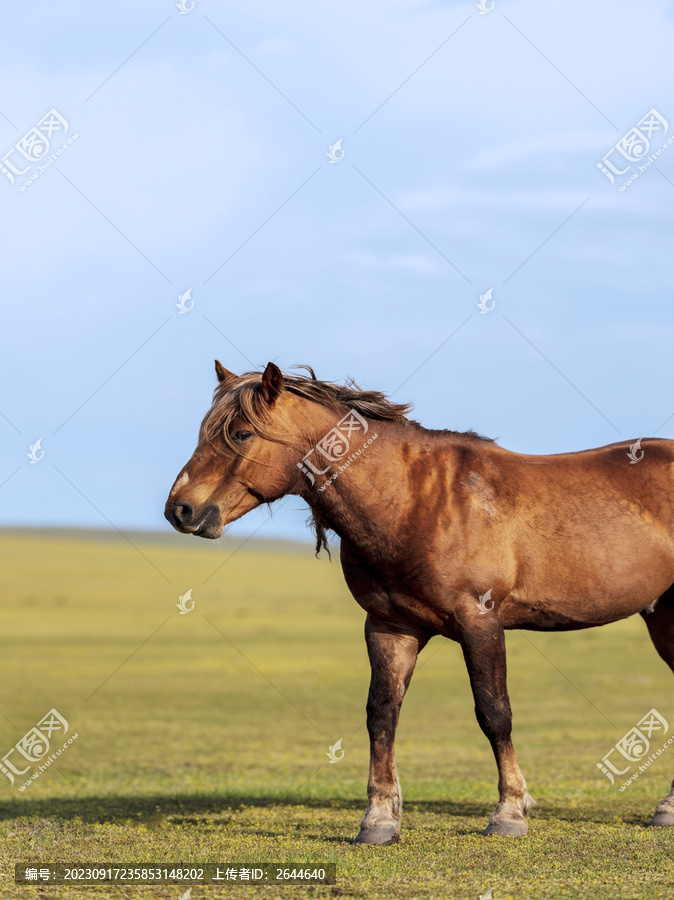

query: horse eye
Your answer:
[232,430,253,443]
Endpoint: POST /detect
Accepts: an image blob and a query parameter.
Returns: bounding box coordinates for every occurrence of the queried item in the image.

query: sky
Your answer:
[2,0,674,545]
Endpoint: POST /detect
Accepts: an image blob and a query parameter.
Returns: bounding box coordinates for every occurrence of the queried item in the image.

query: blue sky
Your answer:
[2,0,674,543]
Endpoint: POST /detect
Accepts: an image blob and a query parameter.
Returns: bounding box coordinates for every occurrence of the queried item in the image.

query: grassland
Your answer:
[1,528,674,899]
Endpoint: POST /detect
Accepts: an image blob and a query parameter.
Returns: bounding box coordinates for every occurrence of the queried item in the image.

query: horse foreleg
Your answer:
[354,615,426,845]
[457,611,531,836]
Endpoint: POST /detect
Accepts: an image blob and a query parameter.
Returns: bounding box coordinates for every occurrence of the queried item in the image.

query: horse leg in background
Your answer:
[456,605,532,836]
[354,615,427,845]
[640,586,674,826]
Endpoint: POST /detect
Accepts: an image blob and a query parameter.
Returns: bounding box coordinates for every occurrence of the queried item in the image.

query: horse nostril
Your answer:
[174,502,193,526]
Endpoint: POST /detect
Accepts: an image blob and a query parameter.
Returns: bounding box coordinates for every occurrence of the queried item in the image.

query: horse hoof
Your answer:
[482,818,528,837]
[650,811,674,826]
[353,826,400,845]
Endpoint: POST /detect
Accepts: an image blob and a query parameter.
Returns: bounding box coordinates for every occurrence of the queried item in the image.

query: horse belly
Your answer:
[501,593,655,630]
[501,528,674,631]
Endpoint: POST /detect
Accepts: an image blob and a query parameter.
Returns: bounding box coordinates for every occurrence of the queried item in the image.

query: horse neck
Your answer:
[299,414,414,558]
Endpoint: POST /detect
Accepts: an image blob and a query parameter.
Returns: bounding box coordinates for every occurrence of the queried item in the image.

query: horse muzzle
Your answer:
[164,500,223,539]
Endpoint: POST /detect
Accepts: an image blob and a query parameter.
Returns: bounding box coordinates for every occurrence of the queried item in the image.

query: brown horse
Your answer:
[165,361,674,844]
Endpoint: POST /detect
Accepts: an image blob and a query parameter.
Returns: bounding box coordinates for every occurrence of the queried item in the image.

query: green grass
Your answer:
[1,529,674,898]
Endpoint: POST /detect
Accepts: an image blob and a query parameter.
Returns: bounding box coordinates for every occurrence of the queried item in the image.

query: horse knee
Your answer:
[474,696,513,739]
[366,696,399,735]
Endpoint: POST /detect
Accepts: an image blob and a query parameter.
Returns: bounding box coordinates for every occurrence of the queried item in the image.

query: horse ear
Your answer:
[214,360,237,386]
[260,362,284,405]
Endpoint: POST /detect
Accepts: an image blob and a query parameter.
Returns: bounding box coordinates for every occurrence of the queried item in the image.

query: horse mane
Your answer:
[201,365,415,448]
[200,365,492,556]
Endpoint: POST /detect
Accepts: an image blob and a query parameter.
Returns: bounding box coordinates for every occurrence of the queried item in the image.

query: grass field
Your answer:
[1,529,674,899]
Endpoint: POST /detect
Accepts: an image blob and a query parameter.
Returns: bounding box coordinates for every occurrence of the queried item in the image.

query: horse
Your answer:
[165,360,674,844]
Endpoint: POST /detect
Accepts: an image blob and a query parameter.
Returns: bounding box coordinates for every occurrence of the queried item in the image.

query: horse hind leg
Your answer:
[640,586,674,826]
